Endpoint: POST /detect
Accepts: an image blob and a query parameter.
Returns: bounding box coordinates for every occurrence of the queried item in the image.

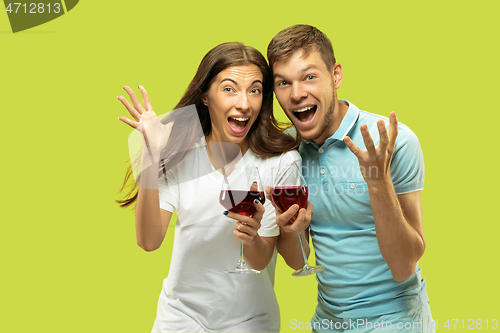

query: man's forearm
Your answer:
[277,228,310,270]
[369,180,425,281]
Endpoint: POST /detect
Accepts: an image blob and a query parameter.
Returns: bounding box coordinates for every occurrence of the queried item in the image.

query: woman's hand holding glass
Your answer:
[220,166,266,274]
[225,198,265,246]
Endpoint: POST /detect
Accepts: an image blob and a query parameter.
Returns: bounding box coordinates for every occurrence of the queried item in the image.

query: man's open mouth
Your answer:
[293,105,317,123]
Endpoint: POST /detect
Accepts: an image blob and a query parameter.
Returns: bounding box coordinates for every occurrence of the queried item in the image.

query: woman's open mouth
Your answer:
[227,116,250,134]
[293,105,317,123]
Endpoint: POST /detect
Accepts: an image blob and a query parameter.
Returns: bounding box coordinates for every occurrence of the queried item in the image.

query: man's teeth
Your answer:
[294,105,314,113]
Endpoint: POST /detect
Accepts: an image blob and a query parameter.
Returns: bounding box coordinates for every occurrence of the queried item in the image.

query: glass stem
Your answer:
[239,240,245,267]
[297,231,309,267]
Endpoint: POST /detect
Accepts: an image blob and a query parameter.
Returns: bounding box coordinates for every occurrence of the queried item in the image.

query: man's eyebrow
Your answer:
[274,65,319,80]
[220,78,263,85]
[301,65,318,73]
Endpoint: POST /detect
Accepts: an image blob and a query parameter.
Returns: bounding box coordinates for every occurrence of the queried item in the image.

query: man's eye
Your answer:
[277,81,288,86]
[306,75,315,80]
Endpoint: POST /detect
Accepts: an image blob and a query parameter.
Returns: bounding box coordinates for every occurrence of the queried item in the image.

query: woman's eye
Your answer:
[251,88,261,94]
[223,87,234,92]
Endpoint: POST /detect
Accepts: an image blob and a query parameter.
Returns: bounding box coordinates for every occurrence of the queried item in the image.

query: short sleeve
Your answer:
[257,150,302,238]
[390,125,425,194]
[158,167,179,213]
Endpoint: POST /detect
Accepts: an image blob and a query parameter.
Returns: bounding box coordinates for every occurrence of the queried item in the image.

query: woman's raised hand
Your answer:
[118,86,172,161]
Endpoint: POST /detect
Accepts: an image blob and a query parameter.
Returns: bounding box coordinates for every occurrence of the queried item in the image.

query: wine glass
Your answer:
[271,162,324,276]
[219,166,265,274]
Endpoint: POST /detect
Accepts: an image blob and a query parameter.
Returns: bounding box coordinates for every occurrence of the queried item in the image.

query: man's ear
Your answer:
[332,62,343,90]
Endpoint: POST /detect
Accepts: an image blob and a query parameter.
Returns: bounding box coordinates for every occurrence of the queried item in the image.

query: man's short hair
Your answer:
[267,24,336,71]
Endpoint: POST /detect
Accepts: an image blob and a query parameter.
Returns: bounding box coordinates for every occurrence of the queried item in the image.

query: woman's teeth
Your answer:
[228,116,249,130]
[230,117,249,121]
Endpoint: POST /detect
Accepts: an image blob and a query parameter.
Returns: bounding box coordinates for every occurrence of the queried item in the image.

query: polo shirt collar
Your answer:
[329,100,359,142]
[303,100,360,147]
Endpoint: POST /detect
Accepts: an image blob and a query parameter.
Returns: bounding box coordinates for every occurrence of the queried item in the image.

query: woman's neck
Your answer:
[205,133,249,172]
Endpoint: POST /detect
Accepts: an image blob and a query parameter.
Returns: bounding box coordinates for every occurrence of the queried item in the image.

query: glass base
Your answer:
[224,262,260,274]
[292,264,324,277]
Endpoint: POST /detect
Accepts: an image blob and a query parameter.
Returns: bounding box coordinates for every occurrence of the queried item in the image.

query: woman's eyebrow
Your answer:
[220,78,238,85]
[220,78,263,85]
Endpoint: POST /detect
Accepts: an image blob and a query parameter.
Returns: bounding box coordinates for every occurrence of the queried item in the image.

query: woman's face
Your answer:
[203,64,264,151]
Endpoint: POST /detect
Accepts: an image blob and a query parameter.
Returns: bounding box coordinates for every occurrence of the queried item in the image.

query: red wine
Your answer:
[271,186,308,212]
[219,190,265,216]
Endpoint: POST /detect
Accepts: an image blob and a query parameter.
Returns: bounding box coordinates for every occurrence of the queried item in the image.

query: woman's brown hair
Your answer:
[117,42,299,208]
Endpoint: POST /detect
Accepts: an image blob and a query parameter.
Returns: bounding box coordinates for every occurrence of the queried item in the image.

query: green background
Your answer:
[1,0,499,332]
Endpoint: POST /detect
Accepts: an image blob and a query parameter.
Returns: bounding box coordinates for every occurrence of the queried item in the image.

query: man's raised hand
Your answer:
[343,112,399,185]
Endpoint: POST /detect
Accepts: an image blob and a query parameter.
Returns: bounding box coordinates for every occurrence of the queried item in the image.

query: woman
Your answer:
[117,42,301,332]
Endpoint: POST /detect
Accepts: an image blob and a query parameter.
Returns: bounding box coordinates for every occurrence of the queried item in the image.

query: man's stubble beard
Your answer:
[301,81,336,142]
[306,99,335,142]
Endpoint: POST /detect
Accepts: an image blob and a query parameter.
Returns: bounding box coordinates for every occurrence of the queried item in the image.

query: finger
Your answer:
[304,200,313,228]
[388,112,398,147]
[360,124,376,156]
[265,186,279,212]
[225,210,260,230]
[235,221,257,236]
[344,136,362,158]
[289,209,308,232]
[265,186,272,201]
[234,229,252,242]
[252,198,265,222]
[118,116,139,129]
[138,85,152,112]
[276,204,299,227]
[232,213,260,230]
[123,86,145,114]
[249,181,258,191]
[225,211,251,224]
[377,119,389,151]
[117,96,140,121]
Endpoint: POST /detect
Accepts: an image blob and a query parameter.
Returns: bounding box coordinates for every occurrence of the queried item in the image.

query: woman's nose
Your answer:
[235,93,250,110]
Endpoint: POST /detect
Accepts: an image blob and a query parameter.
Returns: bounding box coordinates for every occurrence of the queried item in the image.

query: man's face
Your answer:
[273,48,342,145]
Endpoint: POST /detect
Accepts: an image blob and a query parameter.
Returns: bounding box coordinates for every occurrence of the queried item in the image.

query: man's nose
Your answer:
[291,83,307,102]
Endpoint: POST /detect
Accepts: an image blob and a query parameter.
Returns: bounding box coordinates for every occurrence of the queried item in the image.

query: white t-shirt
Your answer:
[152,145,301,333]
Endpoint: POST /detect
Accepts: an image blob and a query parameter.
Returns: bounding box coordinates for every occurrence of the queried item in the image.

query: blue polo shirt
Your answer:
[300,100,429,319]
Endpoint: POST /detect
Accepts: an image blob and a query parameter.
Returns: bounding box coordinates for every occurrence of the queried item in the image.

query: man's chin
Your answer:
[296,128,322,142]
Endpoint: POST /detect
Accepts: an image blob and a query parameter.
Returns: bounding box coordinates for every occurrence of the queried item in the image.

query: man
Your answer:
[267,25,434,332]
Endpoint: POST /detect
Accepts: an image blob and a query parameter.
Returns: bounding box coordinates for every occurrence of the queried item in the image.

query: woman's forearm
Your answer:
[135,154,170,251]
[244,236,278,271]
